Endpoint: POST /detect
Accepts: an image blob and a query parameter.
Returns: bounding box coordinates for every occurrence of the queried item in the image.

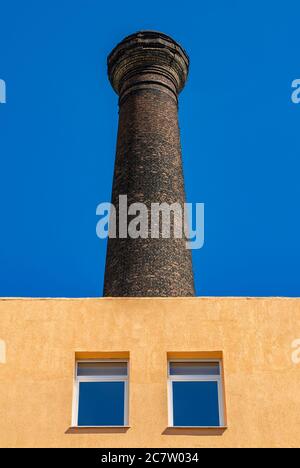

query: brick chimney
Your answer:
[103,31,195,296]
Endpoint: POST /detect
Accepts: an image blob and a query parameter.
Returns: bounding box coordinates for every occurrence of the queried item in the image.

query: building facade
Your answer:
[0,297,300,447]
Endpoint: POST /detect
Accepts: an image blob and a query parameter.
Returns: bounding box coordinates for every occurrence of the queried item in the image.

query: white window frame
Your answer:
[168,359,224,427]
[72,359,129,427]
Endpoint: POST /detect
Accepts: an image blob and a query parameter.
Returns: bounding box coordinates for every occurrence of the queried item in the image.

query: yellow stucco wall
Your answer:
[0,297,299,448]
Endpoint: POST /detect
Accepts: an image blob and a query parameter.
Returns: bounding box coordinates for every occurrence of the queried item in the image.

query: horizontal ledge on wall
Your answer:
[167,351,223,360]
[74,351,130,360]
[66,426,131,434]
[162,426,228,436]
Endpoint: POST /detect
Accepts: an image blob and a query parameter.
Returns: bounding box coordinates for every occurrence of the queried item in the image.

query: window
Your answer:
[73,360,129,427]
[168,360,224,427]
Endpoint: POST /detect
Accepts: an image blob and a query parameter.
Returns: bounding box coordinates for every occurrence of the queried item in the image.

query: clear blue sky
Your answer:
[0,1,299,297]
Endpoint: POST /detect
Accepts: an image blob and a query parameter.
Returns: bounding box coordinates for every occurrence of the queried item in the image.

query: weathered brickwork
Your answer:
[104,31,195,296]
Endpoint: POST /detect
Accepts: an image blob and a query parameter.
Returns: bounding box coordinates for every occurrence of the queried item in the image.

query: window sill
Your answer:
[163,426,227,436]
[66,426,130,434]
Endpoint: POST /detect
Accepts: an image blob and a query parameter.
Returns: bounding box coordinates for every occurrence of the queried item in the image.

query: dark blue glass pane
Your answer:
[78,382,124,426]
[173,381,220,427]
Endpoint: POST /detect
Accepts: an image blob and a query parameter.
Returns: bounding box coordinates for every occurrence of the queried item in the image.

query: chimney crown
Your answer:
[107,31,189,99]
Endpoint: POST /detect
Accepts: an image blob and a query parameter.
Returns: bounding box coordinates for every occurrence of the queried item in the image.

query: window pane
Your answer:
[172,381,220,426]
[77,361,127,377]
[78,381,125,426]
[170,361,220,376]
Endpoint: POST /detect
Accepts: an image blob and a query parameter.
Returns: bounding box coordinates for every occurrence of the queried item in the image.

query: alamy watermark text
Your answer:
[96,196,204,250]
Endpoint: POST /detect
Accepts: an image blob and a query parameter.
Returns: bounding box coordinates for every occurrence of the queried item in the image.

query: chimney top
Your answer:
[107,31,189,97]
